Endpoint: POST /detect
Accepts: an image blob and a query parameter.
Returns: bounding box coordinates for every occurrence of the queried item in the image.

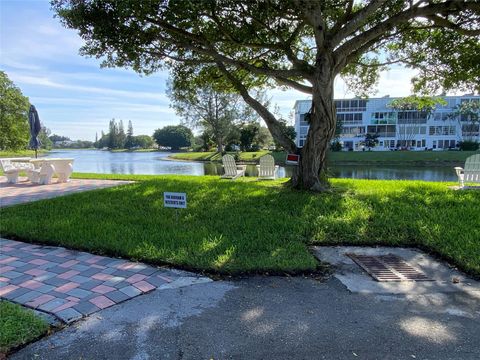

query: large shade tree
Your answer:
[0,71,30,150]
[52,0,480,190]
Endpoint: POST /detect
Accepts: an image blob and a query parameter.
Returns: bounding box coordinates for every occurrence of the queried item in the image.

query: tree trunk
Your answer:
[215,132,223,153]
[216,60,336,191]
[291,68,336,191]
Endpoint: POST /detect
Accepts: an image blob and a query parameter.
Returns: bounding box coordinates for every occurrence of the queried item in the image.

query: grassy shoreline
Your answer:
[170,150,479,166]
[1,175,479,278]
[109,148,163,153]
[0,150,48,158]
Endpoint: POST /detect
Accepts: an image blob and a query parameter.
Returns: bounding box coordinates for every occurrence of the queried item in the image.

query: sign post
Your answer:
[164,192,187,223]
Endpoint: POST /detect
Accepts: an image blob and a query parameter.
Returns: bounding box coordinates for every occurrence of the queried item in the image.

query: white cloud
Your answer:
[9,73,169,102]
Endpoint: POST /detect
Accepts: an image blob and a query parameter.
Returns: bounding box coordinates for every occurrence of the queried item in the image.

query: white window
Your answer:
[429,126,456,136]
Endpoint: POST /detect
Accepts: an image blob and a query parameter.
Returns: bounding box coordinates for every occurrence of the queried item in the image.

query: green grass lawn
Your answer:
[0,302,49,354]
[171,150,479,166]
[0,150,48,158]
[170,150,273,162]
[1,175,479,277]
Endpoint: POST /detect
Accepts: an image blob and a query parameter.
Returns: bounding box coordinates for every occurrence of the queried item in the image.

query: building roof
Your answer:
[293,94,479,109]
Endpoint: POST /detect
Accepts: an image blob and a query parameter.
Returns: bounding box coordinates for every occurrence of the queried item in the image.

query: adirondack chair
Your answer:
[221,154,246,180]
[27,162,55,185]
[0,159,21,184]
[454,153,480,188]
[256,154,279,180]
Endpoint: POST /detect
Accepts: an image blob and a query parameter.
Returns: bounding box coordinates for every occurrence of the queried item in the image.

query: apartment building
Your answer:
[294,95,479,151]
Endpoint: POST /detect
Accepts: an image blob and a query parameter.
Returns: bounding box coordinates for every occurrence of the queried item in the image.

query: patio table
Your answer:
[27,158,75,182]
[9,158,34,171]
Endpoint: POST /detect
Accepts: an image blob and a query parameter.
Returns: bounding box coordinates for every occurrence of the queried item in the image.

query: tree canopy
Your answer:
[153,125,193,150]
[388,95,447,114]
[0,71,30,150]
[52,0,480,190]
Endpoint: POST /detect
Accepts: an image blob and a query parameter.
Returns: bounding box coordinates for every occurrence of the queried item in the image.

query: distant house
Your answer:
[54,140,74,147]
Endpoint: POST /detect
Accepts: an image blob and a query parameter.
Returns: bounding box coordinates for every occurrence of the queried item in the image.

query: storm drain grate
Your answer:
[346,254,432,282]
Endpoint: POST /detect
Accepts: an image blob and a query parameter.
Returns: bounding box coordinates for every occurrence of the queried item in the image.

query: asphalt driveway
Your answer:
[11,275,480,360]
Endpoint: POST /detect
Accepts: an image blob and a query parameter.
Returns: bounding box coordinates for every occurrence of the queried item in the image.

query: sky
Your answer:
[1,0,421,141]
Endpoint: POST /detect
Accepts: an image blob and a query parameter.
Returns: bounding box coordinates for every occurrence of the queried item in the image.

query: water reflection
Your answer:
[329,165,456,182]
[46,150,457,182]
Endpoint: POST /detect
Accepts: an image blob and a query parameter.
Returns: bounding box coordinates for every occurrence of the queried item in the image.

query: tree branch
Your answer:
[146,17,310,79]
[283,21,313,70]
[353,58,410,68]
[426,14,480,36]
[275,77,313,94]
[329,0,388,49]
[334,1,480,64]
[205,11,313,73]
[295,0,326,51]
[216,62,297,153]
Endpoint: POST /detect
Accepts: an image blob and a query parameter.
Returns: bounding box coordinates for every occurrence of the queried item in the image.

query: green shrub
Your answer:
[330,141,342,152]
[458,141,479,151]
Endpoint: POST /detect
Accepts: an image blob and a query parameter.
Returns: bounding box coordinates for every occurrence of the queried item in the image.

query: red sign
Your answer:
[285,154,300,165]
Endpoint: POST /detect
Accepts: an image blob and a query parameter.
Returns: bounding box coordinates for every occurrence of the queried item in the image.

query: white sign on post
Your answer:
[164,192,187,209]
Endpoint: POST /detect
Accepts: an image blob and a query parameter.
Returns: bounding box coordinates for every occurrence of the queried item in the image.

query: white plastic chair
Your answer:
[54,160,74,182]
[27,163,55,185]
[256,154,279,180]
[221,154,246,180]
[0,159,21,184]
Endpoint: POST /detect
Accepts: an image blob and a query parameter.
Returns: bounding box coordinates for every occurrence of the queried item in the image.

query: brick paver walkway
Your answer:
[0,239,209,323]
[0,177,133,207]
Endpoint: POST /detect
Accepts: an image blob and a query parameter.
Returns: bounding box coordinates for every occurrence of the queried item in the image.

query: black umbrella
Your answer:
[28,105,42,158]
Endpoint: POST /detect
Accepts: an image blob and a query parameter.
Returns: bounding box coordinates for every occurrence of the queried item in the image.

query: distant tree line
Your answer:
[49,134,94,149]
[95,119,154,150]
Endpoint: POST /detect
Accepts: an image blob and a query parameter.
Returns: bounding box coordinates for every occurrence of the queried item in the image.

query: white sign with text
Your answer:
[164,192,187,209]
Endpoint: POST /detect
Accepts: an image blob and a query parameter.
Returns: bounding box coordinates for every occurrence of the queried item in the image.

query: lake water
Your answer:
[45,149,458,182]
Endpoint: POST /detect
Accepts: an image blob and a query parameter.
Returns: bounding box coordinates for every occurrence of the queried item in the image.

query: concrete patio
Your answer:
[0,176,133,207]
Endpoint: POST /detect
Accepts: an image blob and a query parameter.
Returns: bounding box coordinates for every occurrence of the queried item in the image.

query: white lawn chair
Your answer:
[256,154,279,180]
[454,154,480,188]
[221,154,246,180]
[27,162,55,185]
[54,160,74,182]
[0,159,21,184]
